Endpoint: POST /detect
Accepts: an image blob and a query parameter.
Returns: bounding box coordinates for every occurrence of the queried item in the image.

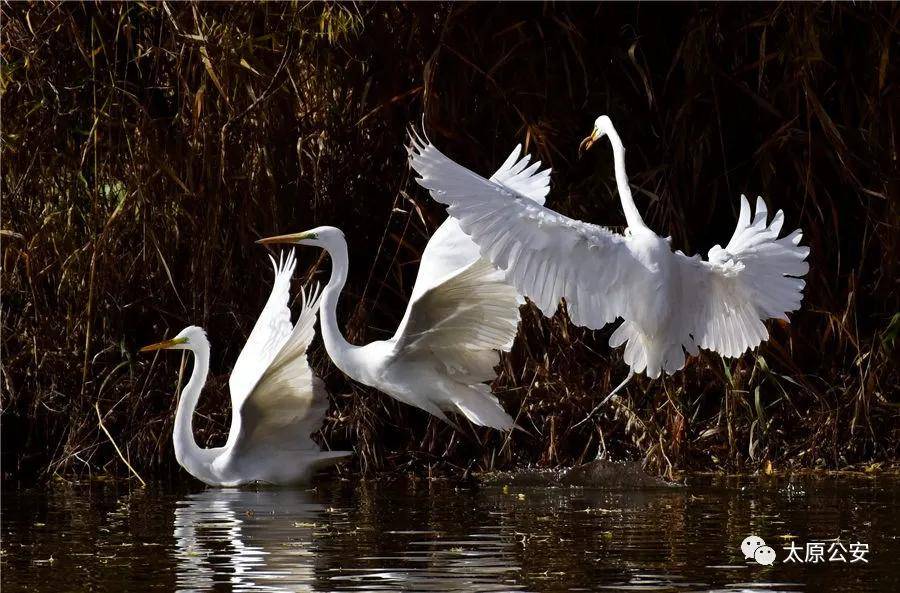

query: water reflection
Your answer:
[172,486,530,592]
[174,489,322,592]
[2,475,897,592]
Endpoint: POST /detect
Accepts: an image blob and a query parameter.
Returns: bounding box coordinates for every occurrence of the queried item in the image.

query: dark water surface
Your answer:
[2,474,897,592]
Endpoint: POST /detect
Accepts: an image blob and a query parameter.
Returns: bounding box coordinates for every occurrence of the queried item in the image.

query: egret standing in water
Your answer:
[257,145,550,430]
[140,251,349,486]
[409,116,809,402]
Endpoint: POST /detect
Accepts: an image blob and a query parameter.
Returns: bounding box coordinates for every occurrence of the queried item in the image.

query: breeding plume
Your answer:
[257,146,550,430]
[140,251,348,486]
[409,116,809,392]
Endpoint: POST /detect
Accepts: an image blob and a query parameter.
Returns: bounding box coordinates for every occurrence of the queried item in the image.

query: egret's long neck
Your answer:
[318,237,360,376]
[173,343,212,481]
[606,127,647,232]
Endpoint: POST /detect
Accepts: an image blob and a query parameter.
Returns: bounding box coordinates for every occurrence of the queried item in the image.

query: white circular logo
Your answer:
[741,535,767,559]
[754,545,777,566]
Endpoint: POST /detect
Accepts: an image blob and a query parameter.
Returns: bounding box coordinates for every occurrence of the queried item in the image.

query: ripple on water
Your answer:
[1,474,897,592]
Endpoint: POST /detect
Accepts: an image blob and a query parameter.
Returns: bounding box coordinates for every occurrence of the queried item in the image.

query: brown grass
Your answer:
[2,1,898,482]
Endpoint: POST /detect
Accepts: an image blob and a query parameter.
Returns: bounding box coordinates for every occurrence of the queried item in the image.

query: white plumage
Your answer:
[140,250,349,486]
[408,116,809,382]
[257,145,551,430]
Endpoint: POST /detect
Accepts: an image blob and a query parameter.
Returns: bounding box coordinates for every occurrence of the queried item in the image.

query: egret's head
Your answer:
[140,326,206,352]
[578,115,616,156]
[256,226,344,251]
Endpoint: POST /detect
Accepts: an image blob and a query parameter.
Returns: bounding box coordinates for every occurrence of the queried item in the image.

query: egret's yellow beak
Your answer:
[578,128,603,157]
[256,231,317,245]
[140,337,187,352]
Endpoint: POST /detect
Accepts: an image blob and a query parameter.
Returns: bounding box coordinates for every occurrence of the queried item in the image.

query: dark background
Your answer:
[2,2,898,482]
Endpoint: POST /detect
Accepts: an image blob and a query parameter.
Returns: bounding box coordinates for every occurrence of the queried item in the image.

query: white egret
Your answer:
[409,116,809,399]
[257,146,550,430]
[140,250,349,486]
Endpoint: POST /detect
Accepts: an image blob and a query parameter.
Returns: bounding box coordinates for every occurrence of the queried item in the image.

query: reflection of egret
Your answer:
[140,250,349,486]
[173,489,324,592]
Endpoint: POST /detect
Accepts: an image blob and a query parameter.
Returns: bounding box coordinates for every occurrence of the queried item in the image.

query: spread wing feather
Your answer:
[401,142,553,312]
[408,130,641,330]
[678,195,809,358]
[232,282,332,454]
[488,143,551,205]
[383,141,550,429]
[228,250,297,405]
[226,252,335,455]
[393,258,520,384]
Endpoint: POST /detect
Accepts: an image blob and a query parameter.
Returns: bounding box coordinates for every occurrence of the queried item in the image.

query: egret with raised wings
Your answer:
[257,146,550,430]
[140,251,349,486]
[409,116,809,400]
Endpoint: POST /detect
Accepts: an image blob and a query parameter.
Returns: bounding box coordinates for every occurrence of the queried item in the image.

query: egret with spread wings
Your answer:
[257,146,550,430]
[140,250,349,486]
[409,116,809,401]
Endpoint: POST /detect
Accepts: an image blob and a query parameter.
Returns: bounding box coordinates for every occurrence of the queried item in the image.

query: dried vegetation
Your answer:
[2,2,898,482]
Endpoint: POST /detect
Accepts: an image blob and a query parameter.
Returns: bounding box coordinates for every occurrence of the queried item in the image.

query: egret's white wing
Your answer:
[228,250,297,405]
[408,132,641,330]
[381,142,547,429]
[393,258,521,383]
[230,282,334,455]
[404,144,552,308]
[403,217,484,310]
[488,144,551,206]
[677,195,809,358]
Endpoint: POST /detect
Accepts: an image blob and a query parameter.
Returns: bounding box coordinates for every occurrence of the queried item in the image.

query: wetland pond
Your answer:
[2,473,898,592]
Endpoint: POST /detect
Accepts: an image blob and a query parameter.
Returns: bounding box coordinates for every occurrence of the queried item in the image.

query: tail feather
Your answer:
[450,383,516,431]
[609,321,687,379]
